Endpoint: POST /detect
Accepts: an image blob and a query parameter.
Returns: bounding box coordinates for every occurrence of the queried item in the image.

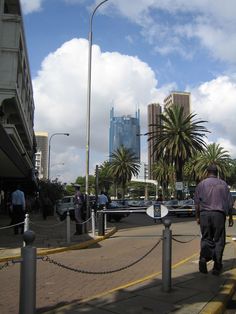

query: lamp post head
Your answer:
[64,133,70,136]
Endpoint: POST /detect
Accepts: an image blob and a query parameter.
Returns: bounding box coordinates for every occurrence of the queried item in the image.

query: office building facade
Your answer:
[0,0,37,192]
[147,103,162,179]
[164,91,191,117]
[109,108,140,161]
[35,132,48,180]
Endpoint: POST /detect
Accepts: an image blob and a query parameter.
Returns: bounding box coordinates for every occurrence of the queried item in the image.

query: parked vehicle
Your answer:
[56,196,76,221]
[56,196,129,223]
[230,191,236,215]
[106,201,130,222]
[163,199,195,217]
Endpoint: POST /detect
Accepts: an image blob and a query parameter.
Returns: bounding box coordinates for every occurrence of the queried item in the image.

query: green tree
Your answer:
[227,159,236,189]
[108,146,140,199]
[127,181,146,198]
[152,158,175,198]
[194,143,232,180]
[96,161,113,193]
[66,175,95,195]
[38,179,66,207]
[148,105,209,198]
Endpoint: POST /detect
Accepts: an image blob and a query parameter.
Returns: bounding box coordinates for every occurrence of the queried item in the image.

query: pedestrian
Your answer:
[73,184,84,235]
[11,185,26,235]
[97,191,109,210]
[41,194,52,220]
[194,164,234,275]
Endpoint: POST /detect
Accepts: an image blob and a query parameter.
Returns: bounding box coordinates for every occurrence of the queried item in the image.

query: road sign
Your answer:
[175,181,183,191]
[146,204,168,219]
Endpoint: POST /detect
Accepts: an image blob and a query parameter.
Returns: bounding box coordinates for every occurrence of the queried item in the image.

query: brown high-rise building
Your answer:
[147,103,162,179]
[164,91,191,117]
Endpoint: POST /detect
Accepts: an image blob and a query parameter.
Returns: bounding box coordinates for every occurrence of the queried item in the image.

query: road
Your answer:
[0,214,201,313]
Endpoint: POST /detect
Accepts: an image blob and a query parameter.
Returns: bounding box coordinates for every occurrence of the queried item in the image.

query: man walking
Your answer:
[194,164,234,275]
[11,185,26,235]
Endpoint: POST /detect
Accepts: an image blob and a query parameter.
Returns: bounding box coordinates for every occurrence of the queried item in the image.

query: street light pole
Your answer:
[85,0,109,236]
[48,133,70,180]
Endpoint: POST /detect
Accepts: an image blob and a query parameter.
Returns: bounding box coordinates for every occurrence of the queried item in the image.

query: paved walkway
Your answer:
[0,214,236,314]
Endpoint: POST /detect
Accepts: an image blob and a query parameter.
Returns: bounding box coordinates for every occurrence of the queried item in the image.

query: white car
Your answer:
[56,196,76,220]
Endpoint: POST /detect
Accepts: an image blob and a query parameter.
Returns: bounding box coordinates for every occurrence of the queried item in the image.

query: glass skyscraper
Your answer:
[109,108,140,161]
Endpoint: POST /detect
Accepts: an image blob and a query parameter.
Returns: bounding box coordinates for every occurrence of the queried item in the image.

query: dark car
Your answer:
[163,199,195,217]
[106,201,130,222]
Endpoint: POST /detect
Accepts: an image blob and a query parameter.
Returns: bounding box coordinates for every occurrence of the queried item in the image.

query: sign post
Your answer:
[146,204,168,220]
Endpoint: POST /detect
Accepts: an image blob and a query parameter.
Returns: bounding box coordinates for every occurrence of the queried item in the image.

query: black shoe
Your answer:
[212,262,222,276]
[199,258,208,274]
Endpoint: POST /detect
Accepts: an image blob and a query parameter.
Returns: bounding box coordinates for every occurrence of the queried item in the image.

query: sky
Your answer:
[20,0,236,184]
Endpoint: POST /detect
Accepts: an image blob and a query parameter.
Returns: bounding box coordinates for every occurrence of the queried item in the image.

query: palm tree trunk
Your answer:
[176,159,183,200]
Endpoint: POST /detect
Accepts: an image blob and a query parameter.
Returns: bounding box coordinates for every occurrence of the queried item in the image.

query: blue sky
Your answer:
[20,0,236,183]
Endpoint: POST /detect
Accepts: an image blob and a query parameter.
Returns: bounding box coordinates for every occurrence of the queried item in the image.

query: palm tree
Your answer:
[227,159,236,188]
[96,161,113,193]
[194,143,232,180]
[148,105,209,198]
[152,158,175,198]
[108,146,140,199]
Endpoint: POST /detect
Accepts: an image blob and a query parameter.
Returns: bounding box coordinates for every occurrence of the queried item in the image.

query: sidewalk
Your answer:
[0,214,236,314]
[0,214,116,261]
[41,239,236,314]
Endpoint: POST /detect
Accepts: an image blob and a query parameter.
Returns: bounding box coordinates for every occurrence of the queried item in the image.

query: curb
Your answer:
[200,238,236,314]
[200,269,236,314]
[0,227,117,263]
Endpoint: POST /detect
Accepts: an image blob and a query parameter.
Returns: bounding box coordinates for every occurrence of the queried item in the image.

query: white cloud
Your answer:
[28,0,233,65]
[106,0,236,64]
[33,38,160,182]
[20,0,43,14]
[191,75,236,158]
[32,38,236,182]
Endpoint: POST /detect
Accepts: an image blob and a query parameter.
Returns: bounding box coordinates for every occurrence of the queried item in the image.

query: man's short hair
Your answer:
[207,164,218,174]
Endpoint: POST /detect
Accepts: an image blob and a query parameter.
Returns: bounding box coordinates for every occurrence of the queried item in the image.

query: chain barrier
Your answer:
[0,221,24,230]
[172,234,199,244]
[75,216,92,225]
[30,220,65,228]
[0,260,16,271]
[41,237,162,275]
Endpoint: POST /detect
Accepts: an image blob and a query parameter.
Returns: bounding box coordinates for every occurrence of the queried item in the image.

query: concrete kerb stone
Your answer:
[0,227,117,263]
[199,268,236,314]
[199,237,236,314]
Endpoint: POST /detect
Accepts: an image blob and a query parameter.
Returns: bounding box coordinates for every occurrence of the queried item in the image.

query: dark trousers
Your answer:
[200,211,226,264]
[12,205,25,234]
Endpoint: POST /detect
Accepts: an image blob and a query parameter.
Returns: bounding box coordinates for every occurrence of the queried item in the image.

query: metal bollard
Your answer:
[104,205,107,230]
[24,213,30,232]
[97,211,105,236]
[104,213,107,230]
[66,210,71,244]
[91,209,96,237]
[23,213,30,247]
[19,230,37,314]
[162,219,172,292]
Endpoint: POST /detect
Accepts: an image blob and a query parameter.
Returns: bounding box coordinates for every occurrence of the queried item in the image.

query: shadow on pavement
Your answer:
[36,258,236,314]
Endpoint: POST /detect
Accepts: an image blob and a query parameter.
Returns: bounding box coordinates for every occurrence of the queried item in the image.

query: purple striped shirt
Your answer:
[194,176,233,214]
